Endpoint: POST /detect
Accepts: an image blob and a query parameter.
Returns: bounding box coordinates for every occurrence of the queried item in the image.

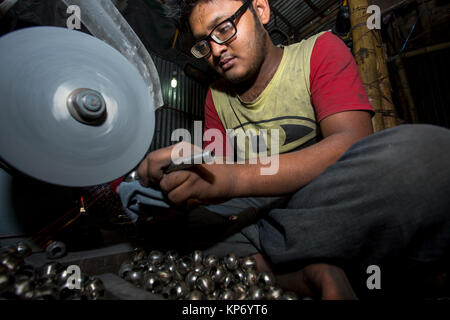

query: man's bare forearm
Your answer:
[226,131,367,197]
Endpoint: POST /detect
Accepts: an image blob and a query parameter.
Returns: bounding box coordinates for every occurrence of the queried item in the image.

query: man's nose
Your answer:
[209,41,227,57]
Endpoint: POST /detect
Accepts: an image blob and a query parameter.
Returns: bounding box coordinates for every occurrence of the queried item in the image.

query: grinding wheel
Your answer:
[0,26,155,187]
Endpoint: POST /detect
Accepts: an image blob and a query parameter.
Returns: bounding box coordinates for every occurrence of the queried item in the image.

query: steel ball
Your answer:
[196,275,215,294]
[185,289,204,300]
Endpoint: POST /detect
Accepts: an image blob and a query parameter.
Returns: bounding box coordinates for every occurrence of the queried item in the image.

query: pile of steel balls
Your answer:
[0,242,104,300]
[119,249,298,300]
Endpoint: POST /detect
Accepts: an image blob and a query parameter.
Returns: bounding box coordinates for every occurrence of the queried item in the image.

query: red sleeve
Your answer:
[310,32,374,122]
[203,89,231,156]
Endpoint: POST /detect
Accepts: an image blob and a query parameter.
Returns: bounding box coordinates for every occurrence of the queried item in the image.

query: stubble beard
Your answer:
[224,19,268,85]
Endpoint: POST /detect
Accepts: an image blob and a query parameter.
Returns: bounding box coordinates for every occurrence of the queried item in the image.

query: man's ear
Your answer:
[253,0,271,25]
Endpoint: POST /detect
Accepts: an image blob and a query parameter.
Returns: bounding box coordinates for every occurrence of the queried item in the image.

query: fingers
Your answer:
[160,171,197,205]
[137,142,202,187]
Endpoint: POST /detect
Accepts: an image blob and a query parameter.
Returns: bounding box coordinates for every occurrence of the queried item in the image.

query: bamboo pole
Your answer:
[373,31,397,128]
[348,0,384,132]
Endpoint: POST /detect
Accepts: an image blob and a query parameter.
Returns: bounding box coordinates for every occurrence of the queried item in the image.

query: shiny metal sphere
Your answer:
[147,250,164,266]
[165,250,179,263]
[203,254,219,268]
[146,263,158,273]
[33,284,59,300]
[196,275,215,294]
[142,273,162,293]
[192,264,204,275]
[0,274,13,294]
[220,288,236,300]
[157,269,172,285]
[40,262,63,280]
[13,279,34,298]
[208,265,226,283]
[185,270,201,290]
[283,292,299,300]
[177,256,194,275]
[206,290,220,300]
[14,242,32,258]
[248,286,265,300]
[172,281,189,300]
[14,264,36,281]
[83,278,105,300]
[127,270,143,286]
[233,268,246,283]
[132,248,147,264]
[232,283,247,300]
[257,271,275,289]
[223,253,240,271]
[222,272,234,288]
[118,261,133,279]
[192,250,203,265]
[185,290,204,300]
[241,256,257,270]
[266,286,283,300]
[1,253,21,272]
[245,269,259,287]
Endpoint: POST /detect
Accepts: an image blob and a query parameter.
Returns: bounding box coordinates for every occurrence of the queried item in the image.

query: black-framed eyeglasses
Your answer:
[190,0,252,59]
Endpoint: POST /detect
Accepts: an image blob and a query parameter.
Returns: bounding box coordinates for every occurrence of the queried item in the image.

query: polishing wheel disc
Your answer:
[0,27,155,187]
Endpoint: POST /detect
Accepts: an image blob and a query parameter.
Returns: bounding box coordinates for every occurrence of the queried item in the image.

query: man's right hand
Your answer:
[137,142,205,188]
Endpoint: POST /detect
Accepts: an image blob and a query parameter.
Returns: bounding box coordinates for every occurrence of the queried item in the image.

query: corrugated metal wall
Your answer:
[403,48,450,128]
[149,54,208,152]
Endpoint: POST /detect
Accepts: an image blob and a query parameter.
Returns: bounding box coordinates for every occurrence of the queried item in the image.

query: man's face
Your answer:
[189,0,267,84]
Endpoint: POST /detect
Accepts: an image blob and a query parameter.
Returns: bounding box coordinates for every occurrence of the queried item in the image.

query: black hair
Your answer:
[163,0,254,31]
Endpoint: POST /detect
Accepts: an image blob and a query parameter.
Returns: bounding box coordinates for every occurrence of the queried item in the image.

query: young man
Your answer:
[130,0,450,299]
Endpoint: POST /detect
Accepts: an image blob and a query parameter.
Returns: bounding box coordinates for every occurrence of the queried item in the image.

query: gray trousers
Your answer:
[135,124,450,295]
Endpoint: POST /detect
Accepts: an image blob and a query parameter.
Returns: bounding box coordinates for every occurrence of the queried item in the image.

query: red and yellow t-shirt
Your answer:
[203,32,374,158]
